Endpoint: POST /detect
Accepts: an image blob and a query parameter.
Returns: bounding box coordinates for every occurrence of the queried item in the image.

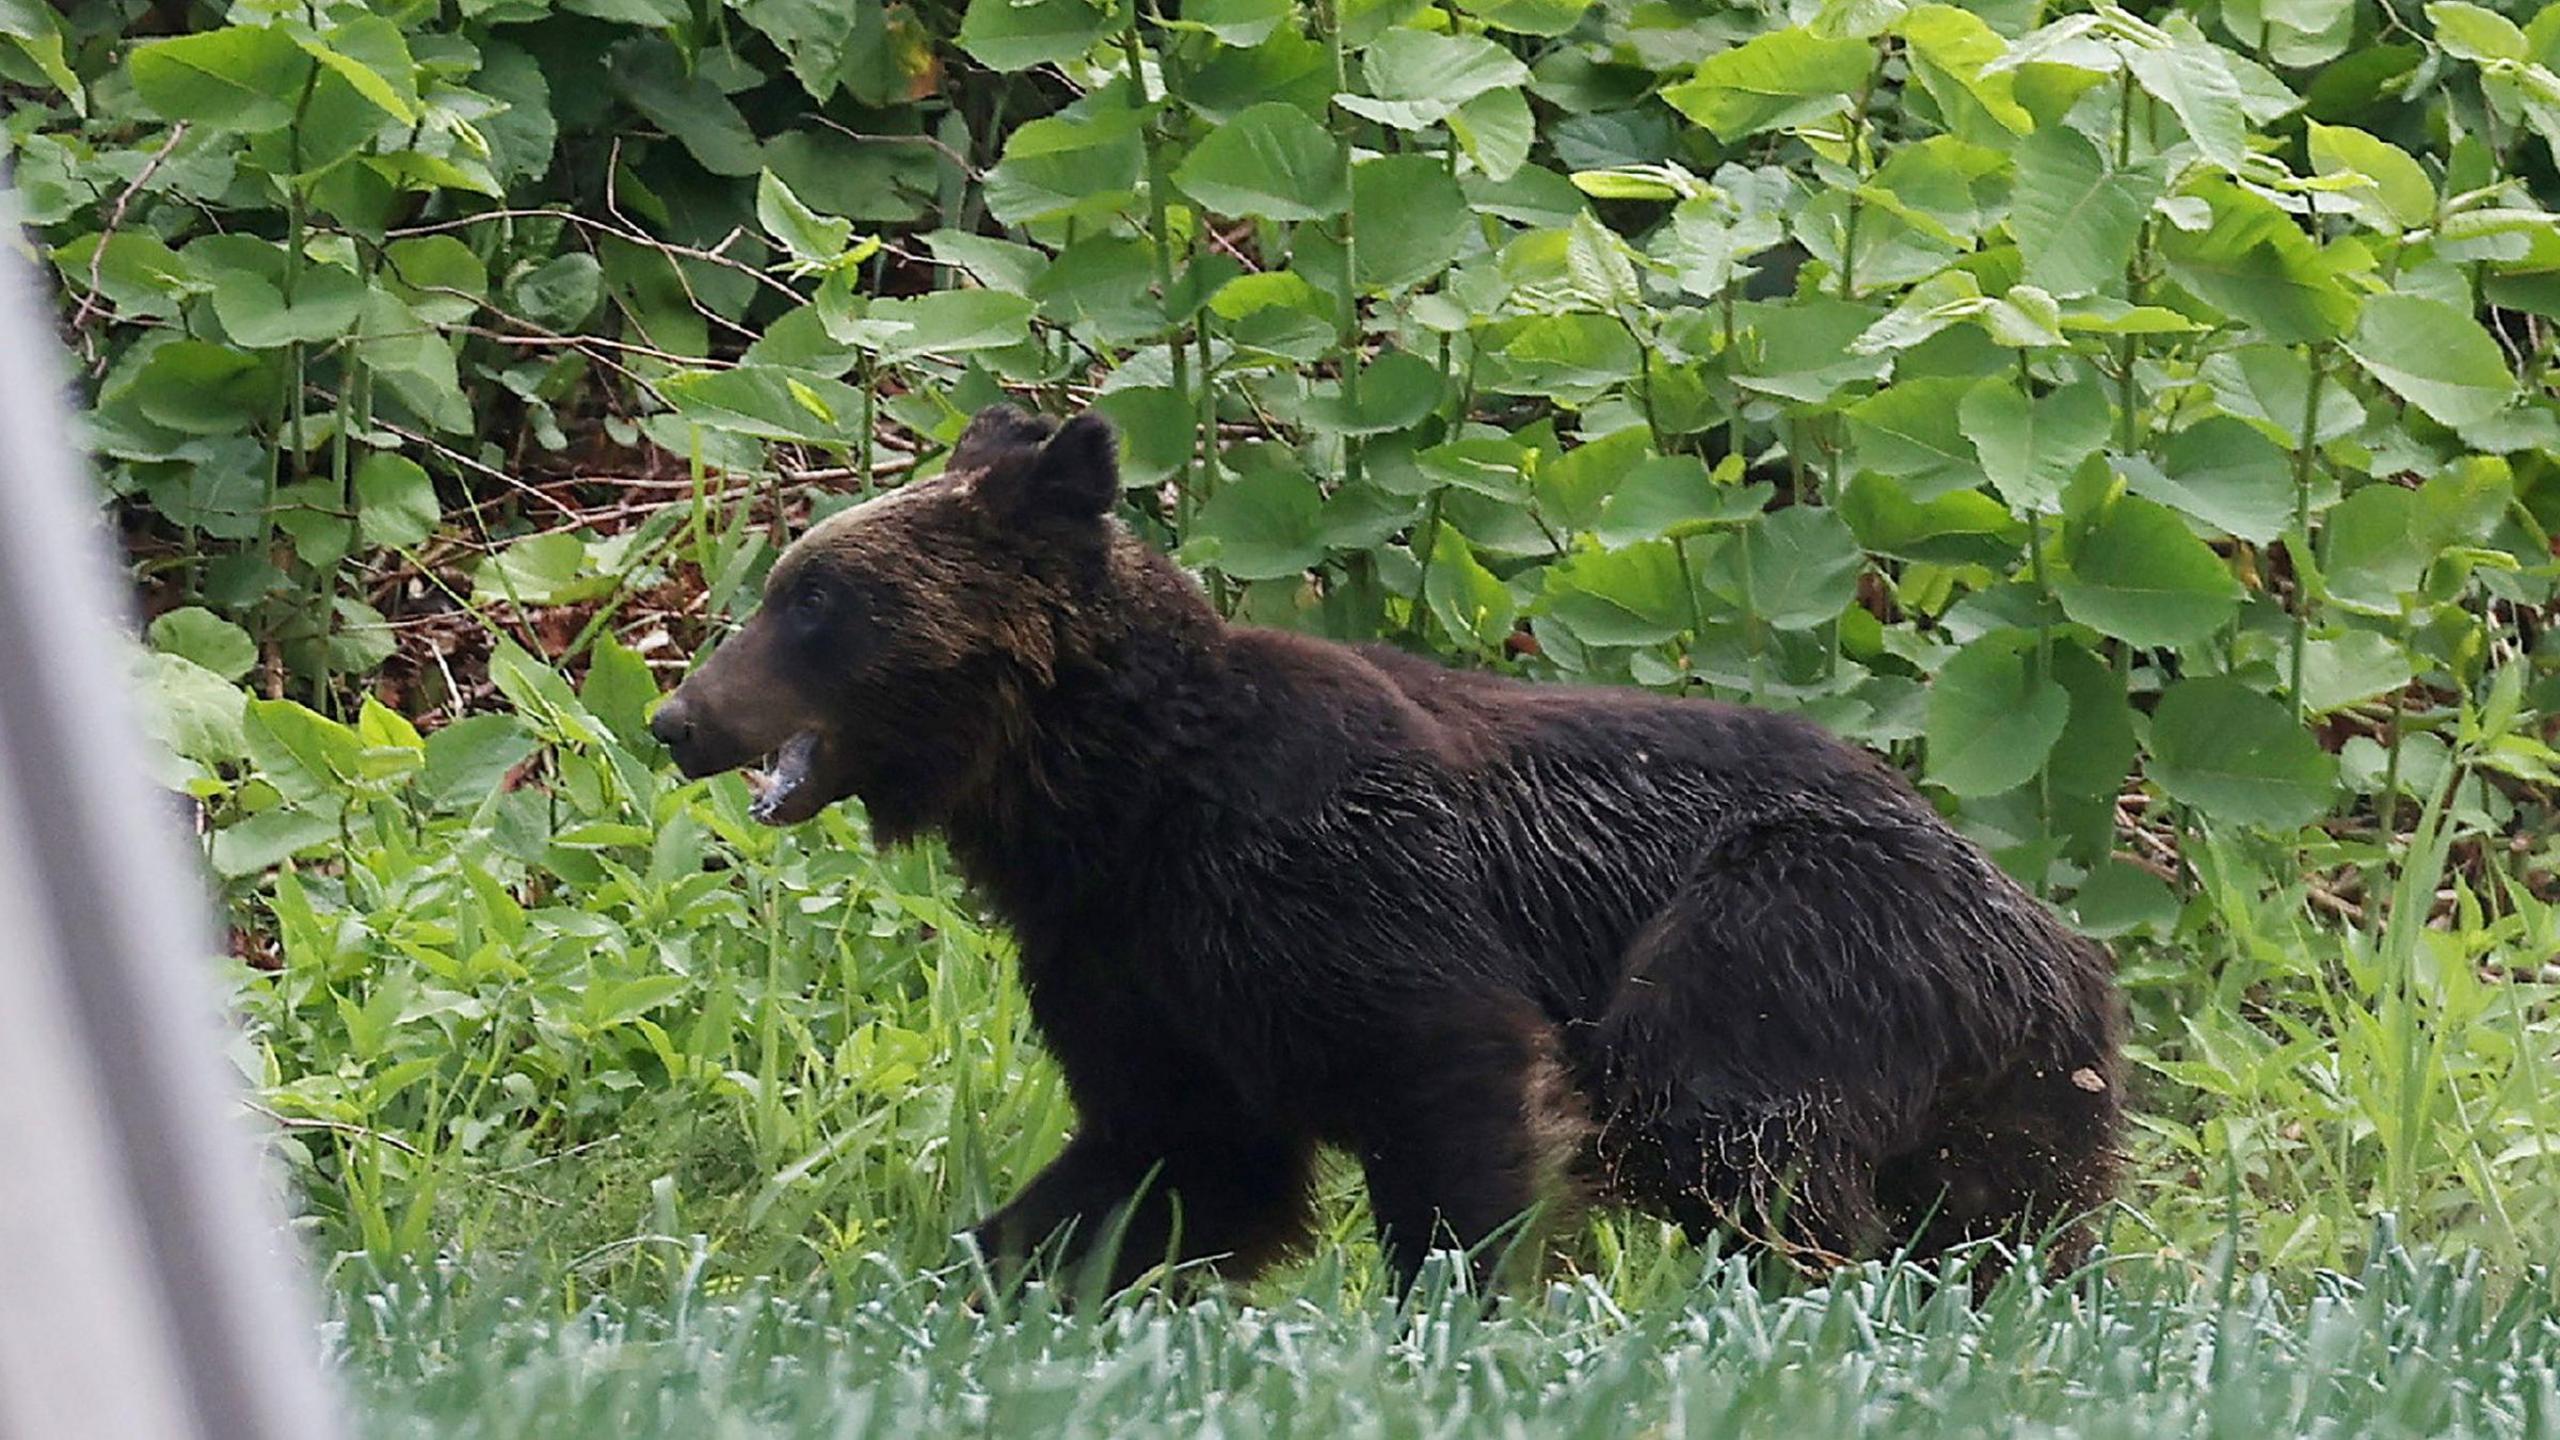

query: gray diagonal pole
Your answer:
[0,217,343,1439]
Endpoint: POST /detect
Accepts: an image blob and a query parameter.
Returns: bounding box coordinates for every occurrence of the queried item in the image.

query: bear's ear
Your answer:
[950,404,1059,474]
[980,410,1119,525]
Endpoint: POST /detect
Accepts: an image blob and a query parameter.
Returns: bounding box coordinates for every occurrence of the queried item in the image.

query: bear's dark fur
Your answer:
[650,405,2126,1293]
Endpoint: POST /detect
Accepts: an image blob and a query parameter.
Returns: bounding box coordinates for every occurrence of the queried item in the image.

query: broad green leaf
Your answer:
[2054,495,2244,645]
[1303,348,1446,434]
[1173,102,1349,221]
[127,341,275,434]
[2306,122,2435,231]
[1453,0,1590,37]
[296,17,418,124]
[381,237,486,326]
[2009,127,2162,297]
[149,607,257,682]
[1164,0,1293,45]
[2346,293,2517,428]
[1661,28,1874,140]
[355,453,440,550]
[1959,378,2111,516]
[2201,345,2363,446]
[208,262,367,350]
[1535,427,1649,533]
[866,290,1037,360]
[129,26,309,132]
[983,110,1146,226]
[1194,462,1327,579]
[1845,377,1979,500]
[1451,87,1535,181]
[610,41,764,176]
[959,0,1116,70]
[475,533,616,608]
[1425,526,1517,650]
[1896,4,2030,136]
[2132,418,2296,543]
[1598,457,1768,546]
[2148,677,2337,829]
[1838,473,2023,565]
[2160,180,2355,343]
[757,170,855,264]
[507,253,603,330]
[2298,630,2414,714]
[2428,1,2527,62]
[2046,642,2138,799]
[1924,632,2069,797]
[2122,39,2250,172]
[1729,506,1864,629]
[1352,155,1470,291]
[1541,542,1691,647]
[660,365,868,444]
[1340,31,1529,130]
[2321,483,2428,614]
[136,652,248,767]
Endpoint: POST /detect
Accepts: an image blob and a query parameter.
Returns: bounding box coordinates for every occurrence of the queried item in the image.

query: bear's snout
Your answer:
[649,696,724,778]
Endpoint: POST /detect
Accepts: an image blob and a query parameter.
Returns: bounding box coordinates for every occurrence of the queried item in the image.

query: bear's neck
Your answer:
[938,555,1228,930]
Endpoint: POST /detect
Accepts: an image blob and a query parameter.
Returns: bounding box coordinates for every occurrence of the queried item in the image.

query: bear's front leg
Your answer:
[968,1126,1314,1295]
[1351,996,1584,1295]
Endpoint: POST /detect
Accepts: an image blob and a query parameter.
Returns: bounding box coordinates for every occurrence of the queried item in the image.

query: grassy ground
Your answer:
[345,1236,2560,1438]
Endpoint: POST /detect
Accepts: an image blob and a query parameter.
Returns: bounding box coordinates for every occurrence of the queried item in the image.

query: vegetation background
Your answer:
[11,0,2560,1430]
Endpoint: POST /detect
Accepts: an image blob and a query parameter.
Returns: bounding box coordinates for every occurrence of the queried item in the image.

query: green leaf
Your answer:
[296,17,418,124]
[1194,462,1327,579]
[2055,495,2245,646]
[1925,632,2070,797]
[475,533,616,608]
[1599,457,1767,546]
[1542,542,1691,647]
[1730,506,1864,629]
[1451,87,1534,181]
[1352,155,1470,291]
[611,41,764,176]
[2306,122,2435,231]
[1959,378,2111,516]
[1304,348,1446,434]
[2122,39,2250,172]
[2298,630,2415,714]
[2148,677,2337,829]
[2160,180,2355,343]
[865,290,1037,360]
[208,262,368,350]
[1844,378,1979,501]
[757,170,855,265]
[149,607,258,682]
[2131,418,2296,543]
[355,453,440,550]
[2046,642,2138,800]
[2009,127,2162,297]
[1425,526,1517,649]
[1340,31,1529,129]
[960,0,1117,70]
[1173,102,1349,221]
[1164,0,1293,45]
[1453,0,1590,36]
[2346,293,2517,428]
[660,366,868,444]
[1661,28,1875,140]
[507,254,603,330]
[129,26,310,133]
[2428,1,2527,62]
[136,652,248,768]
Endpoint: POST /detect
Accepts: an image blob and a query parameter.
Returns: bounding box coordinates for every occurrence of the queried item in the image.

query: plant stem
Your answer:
[1321,0,1363,488]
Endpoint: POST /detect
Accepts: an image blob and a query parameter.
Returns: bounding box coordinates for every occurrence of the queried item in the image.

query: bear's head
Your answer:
[648,404,1153,835]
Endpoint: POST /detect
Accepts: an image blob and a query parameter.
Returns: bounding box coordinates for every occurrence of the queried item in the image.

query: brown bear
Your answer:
[648,404,2126,1294]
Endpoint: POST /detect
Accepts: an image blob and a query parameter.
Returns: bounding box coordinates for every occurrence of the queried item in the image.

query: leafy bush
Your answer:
[10,0,2560,1279]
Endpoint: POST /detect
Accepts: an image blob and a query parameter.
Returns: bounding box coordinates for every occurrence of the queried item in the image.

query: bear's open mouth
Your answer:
[742,730,828,826]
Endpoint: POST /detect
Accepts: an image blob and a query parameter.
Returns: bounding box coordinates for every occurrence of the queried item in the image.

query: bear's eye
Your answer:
[792,586,831,620]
